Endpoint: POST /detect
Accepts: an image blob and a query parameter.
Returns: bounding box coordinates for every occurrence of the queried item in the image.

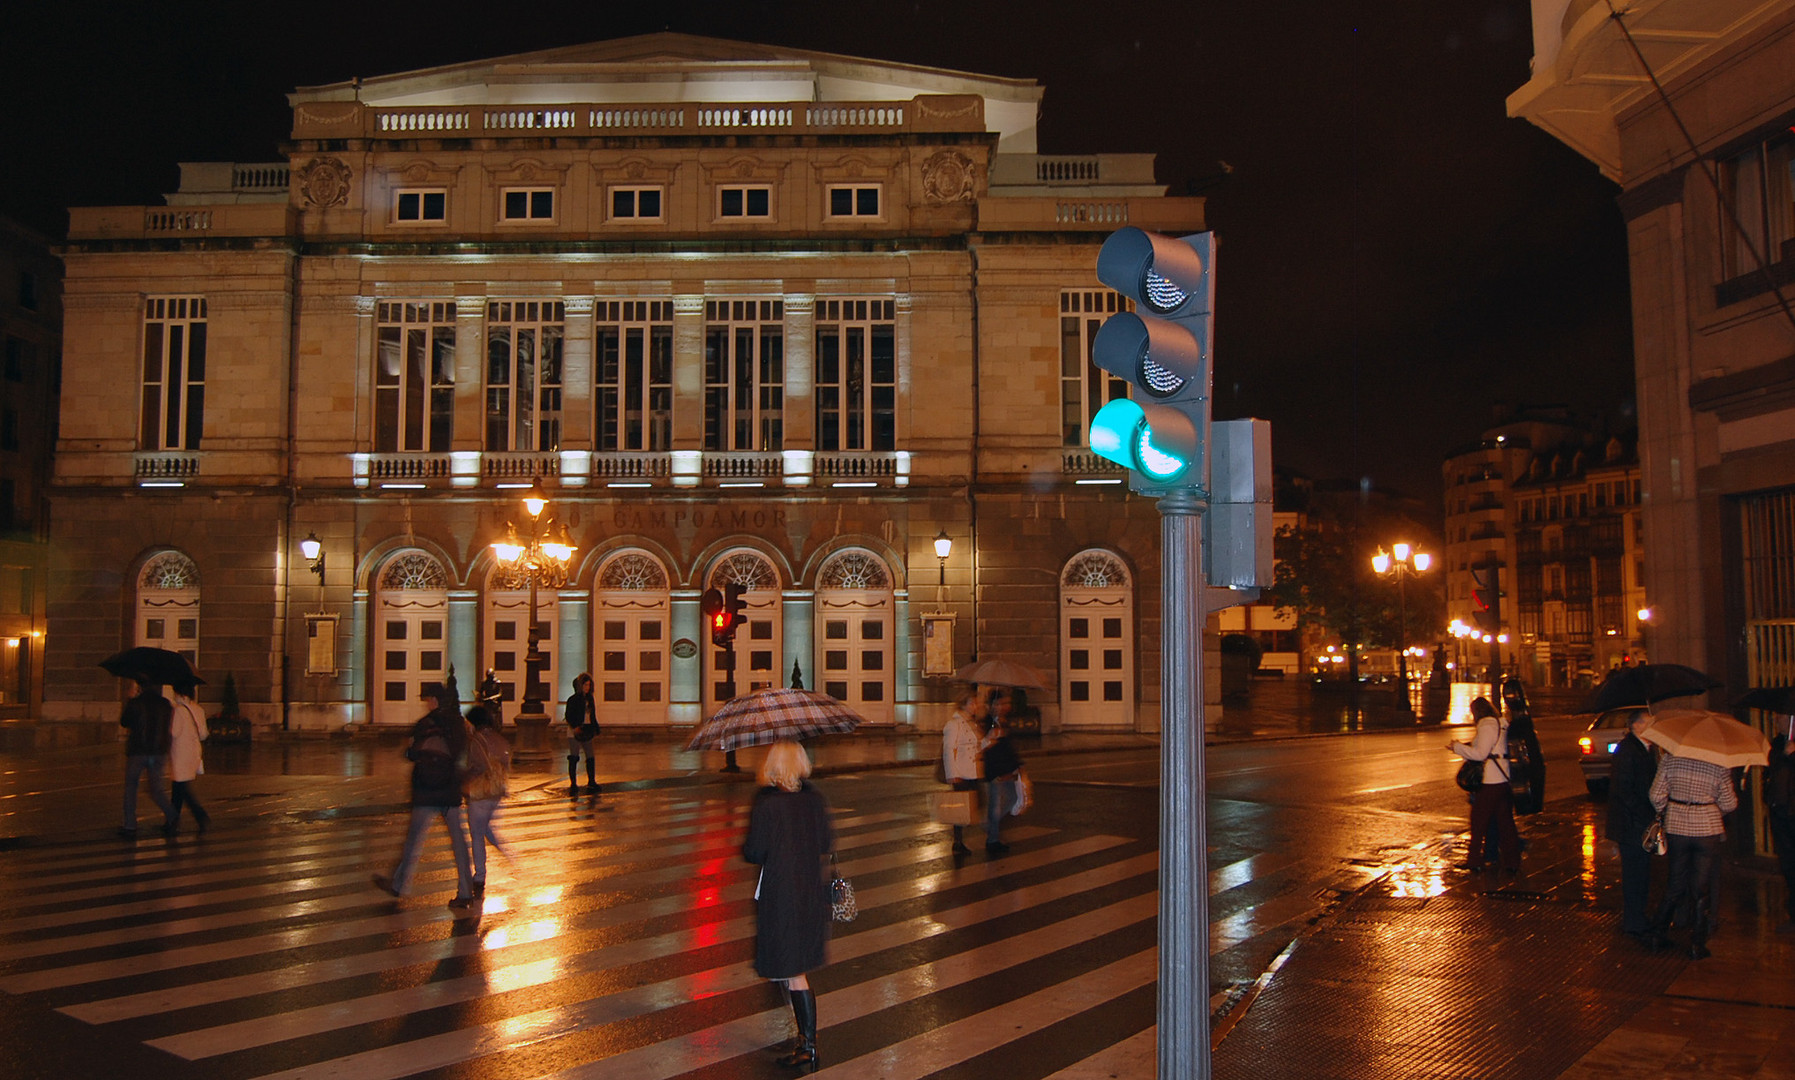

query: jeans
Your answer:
[122,754,173,831]
[389,804,474,899]
[1655,832,1722,939]
[466,797,505,885]
[985,779,1016,844]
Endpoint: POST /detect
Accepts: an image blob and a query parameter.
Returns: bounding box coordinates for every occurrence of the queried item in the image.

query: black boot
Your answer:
[567,756,581,796]
[776,987,818,1072]
[586,757,599,795]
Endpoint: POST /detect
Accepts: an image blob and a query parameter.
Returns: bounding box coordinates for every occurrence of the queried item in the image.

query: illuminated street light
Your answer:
[490,481,578,751]
[1372,542,1430,705]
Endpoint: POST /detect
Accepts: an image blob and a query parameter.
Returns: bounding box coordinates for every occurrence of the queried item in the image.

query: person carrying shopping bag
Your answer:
[165,677,212,836]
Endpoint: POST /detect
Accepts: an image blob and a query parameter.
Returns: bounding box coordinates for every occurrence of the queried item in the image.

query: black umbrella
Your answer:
[1735,686,1795,715]
[98,646,204,688]
[1583,663,1719,713]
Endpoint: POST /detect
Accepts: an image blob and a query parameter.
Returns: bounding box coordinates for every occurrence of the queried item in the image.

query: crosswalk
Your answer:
[0,779,1345,1079]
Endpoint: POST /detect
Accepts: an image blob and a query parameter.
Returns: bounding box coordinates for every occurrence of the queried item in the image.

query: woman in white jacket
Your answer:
[166,678,211,836]
[1447,696,1518,872]
[940,685,987,856]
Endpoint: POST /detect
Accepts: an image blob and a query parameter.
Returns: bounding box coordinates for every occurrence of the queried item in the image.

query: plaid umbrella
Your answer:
[954,658,1048,689]
[685,687,865,752]
[1640,708,1773,769]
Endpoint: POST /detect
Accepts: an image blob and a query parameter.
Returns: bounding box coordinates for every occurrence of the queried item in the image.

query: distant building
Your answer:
[47,34,1217,733]
[0,217,59,716]
[1442,412,1644,688]
[1511,1,1795,700]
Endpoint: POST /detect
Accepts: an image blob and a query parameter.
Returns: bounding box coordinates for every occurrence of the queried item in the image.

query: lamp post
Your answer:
[300,532,326,599]
[933,528,952,604]
[490,480,576,763]
[1372,543,1430,707]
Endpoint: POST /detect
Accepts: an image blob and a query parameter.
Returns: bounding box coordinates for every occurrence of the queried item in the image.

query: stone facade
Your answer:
[0,217,58,717]
[49,34,1212,733]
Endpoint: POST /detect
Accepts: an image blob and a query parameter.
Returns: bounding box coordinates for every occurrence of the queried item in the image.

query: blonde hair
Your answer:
[759,740,813,791]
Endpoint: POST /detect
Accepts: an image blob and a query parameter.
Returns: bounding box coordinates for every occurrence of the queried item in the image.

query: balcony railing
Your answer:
[815,452,902,480]
[592,454,671,481]
[704,453,782,480]
[135,452,199,479]
[1061,449,1126,475]
[481,452,559,480]
[367,454,451,482]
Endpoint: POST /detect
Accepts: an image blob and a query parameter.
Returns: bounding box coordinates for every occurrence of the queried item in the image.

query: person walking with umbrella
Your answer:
[117,675,175,839]
[372,682,476,910]
[1766,718,1795,934]
[980,690,1024,854]
[165,677,212,836]
[1606,708,1657,938]
[742,740,835,1073]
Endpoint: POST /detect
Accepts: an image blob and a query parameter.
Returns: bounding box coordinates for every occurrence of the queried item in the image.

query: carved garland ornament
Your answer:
[922,150,977,203]
[296,157,352,208]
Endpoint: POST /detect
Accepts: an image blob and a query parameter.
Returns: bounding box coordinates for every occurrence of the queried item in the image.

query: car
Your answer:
[1578,708,1640,796]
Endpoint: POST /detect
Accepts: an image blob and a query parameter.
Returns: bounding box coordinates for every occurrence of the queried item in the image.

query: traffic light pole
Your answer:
[1158,486,1212,1079]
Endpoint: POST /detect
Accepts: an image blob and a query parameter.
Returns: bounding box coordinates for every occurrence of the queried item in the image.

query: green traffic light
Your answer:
[1088,399,1196,484]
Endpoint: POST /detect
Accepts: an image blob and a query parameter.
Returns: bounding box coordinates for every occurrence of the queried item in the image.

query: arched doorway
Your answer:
[815,549,895,724]
[704,550,782,713]
[374,551,450,726]
[593,550,671,725]
[137,552,200,667]
[1060,550,1135,729]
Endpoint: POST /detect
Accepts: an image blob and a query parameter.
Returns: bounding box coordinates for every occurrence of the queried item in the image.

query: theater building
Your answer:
[47,34,1211,733]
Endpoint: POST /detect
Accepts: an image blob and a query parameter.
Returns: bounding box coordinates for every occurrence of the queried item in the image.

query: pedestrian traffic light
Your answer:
[1086,227,1215,489]
[1470,564,1501,633]
[701,587,735,648]
[724,582,747,636]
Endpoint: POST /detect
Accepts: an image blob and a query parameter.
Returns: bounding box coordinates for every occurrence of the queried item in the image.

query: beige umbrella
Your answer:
[1639,708,1773,769]
[953,658,1048,689]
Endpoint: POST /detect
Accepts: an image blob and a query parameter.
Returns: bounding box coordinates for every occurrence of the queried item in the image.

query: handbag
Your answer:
[930,790,979,827]
[1010,769,1033,816]
[828,854,857,923]
[1642,814,1668,856]
[1455,758,1484,793]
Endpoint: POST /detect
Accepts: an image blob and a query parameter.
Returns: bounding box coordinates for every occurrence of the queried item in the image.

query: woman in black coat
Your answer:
[1606,708,1658,938]
[742,740,834,1073]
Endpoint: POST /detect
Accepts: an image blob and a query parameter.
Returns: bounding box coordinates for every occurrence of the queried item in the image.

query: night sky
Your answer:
[0,0,1634,509]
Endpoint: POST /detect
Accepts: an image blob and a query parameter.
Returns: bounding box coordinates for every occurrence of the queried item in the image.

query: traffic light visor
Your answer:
[1092,312,1207,400]
[1096,227,1213,317]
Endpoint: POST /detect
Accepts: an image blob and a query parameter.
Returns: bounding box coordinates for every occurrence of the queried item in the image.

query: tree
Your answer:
[1265,521,1446,680]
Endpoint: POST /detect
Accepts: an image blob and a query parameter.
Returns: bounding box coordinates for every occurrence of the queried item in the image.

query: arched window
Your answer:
[593,550,672,724]
[375,551,450,725]
[1060,550,1135,728]
[705,550,781,714]
[815,549,894,723]
[137,552,200,665]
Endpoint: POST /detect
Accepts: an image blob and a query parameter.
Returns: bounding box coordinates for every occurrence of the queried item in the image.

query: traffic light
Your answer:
[701,587,735,648]
[1086,227,1215,489]
[724,583,747,637]
[1470,564,1501,633]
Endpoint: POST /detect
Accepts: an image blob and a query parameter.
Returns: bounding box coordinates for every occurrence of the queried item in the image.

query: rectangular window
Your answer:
[595,301,674,452]
[3,337,29,382]
[826,185,881,219]
[375,301,456,452]
[485,301,565,452]
[704,299,784,451]
[815,298,896,451]
[394,189,447,223]
[610,187,664,221]
[1060,290,1130,447]
[1720,131,1795,280]
[1,410,16,451]
[500,188,555,222]
[718,185,772,219]
[140,295,207,450]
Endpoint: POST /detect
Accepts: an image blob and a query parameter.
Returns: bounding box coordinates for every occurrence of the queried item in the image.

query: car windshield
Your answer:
[1590,710,1636,730]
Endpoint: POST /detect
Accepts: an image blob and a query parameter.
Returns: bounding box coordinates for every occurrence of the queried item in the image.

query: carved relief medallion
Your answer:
[297,157,352,208]
[922,150,977,203]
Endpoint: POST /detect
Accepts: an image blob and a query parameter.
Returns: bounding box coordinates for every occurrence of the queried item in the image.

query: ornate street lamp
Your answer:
[933,529,953,600]
[490,480,576,756]
[1372,542,1430,706]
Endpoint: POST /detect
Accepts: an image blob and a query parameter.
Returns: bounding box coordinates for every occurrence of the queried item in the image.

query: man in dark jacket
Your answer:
[563,673,599,796]
[1607,708,1658,938]
[1767,728,1795,934]
[119,677,175,838]
[373,683,475,909]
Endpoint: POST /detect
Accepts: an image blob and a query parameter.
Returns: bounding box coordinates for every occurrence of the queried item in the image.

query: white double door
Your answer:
[704,590,782,714]
[374,592,448,726]
[593,593,670,725]
[484,591,559,717]
[815,591,894,724]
